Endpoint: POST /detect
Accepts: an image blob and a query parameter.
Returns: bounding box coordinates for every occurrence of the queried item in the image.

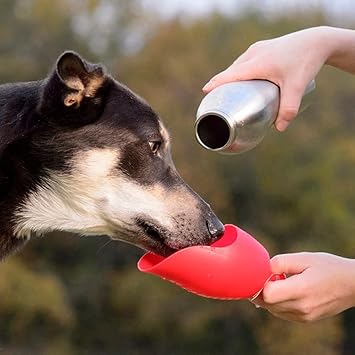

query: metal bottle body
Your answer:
[195,79,315,154]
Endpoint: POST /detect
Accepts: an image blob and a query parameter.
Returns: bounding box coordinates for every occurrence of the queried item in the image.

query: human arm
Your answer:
[252,252,355,322]
[203,26,355,131]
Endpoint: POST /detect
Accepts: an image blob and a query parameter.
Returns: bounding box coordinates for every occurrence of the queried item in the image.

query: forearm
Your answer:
[323,26,355,74]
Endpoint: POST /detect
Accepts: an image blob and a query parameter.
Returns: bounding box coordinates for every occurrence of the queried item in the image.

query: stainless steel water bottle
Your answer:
[195,79,315,154]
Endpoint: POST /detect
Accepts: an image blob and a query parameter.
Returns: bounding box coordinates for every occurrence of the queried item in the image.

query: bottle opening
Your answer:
[196,114,230,150]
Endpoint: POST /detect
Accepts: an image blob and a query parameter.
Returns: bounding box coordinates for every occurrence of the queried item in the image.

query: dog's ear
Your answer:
[56,51,106,107]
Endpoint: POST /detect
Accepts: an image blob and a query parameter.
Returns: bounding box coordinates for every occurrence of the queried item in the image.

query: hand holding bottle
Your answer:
[203,26,355,132]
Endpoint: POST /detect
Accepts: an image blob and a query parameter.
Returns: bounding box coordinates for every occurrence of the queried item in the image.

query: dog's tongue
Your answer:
[137,224,284,300]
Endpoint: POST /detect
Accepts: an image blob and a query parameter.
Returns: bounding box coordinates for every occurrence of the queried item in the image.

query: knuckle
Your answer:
[262,287,276,305]
[298,301,312,317]
[248,40,266,51]
[270,254,283,270]
[300,312,316,323]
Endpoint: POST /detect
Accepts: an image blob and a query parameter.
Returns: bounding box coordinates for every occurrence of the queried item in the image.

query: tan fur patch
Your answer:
[13,147,202,247]
[159,122,171,147]
[64,75,104,106]
[84,75,105,97]
[65,77,85,91]
[74,148,119,181]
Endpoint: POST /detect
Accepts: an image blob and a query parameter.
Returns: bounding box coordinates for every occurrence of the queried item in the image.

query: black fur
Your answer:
[0,52,111,248]
[0,51,224,260]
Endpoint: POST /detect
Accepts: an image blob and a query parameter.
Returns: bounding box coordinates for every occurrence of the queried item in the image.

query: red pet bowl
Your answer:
[137,224,284,300]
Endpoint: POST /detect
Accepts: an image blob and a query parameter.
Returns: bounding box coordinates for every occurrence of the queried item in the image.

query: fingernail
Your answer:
[276,120,289,132]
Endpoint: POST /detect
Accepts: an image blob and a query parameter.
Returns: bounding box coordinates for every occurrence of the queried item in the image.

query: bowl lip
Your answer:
[137,224,238,272]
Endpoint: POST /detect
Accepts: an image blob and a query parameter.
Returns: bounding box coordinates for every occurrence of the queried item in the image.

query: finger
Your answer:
[275,82,304,131]
[252,288,301,310]
[202,69,235,92]
[202,61,256,92]
[267,309,304,322]
[270,253,312,275]
[262,253,312,304]
[232,52,251,66]
[253,253,313,305]
[261,299,301,314]
[262,273,305,304]
[250,294,267,309]
[251,298,307,322]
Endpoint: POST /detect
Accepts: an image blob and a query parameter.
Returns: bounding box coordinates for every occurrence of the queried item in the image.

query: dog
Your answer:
[0,51,224,260]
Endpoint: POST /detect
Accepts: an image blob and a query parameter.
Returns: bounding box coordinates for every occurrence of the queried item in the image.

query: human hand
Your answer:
[252,252,355,322]
[203,27,333,131]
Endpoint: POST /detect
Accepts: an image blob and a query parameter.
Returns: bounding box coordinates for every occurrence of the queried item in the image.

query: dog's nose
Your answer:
[207,218,225,241]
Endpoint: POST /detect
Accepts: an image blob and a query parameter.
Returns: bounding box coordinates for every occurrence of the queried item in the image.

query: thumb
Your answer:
[270,252,311,275]
[251,253,311,307]
[275,82,303,131]
[259,253,313,304]
[202,61,258,93]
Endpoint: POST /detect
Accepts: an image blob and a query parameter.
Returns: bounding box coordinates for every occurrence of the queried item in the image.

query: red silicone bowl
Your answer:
[138,224,284,300]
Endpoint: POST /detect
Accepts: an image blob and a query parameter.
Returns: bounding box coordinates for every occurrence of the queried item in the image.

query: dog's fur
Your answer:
[0,51,224,260]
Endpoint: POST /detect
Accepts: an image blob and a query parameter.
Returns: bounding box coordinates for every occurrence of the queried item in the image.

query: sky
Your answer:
[141,0,355,25]
[73,0,354,56]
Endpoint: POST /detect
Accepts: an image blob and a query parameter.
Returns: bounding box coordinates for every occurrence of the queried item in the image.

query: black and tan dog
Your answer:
[0,51,224,260]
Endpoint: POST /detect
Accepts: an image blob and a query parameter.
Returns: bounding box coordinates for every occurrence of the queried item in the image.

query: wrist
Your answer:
[306,26,338,65]
[323,27,355,69]
[345,258,355,308]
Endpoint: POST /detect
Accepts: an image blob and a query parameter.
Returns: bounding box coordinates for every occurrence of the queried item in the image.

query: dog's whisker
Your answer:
[96,239,113,255]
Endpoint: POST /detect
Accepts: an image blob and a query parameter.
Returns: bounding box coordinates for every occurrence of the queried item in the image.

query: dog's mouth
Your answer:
[136,219,177,256]
[138,220,165,244]
[134,216,223,257]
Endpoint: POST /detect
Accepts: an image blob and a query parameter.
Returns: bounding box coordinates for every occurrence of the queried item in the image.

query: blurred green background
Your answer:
[1,1,355,354]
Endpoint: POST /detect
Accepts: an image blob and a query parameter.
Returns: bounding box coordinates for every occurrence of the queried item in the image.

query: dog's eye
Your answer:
[149,141,161,154]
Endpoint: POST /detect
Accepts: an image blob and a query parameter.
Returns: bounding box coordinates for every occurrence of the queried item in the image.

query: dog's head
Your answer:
[1,52,224,256]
